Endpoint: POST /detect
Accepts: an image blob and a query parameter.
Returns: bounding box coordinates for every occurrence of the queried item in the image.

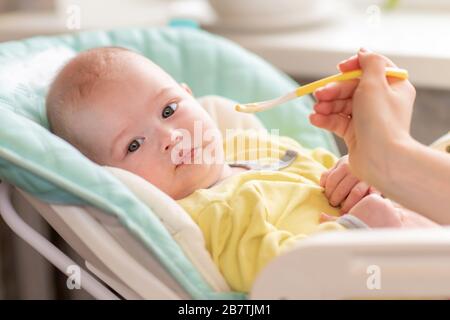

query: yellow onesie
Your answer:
[177,131,345,292]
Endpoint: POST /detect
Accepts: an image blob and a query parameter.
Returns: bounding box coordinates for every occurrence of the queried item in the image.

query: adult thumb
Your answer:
[357,49,389,88]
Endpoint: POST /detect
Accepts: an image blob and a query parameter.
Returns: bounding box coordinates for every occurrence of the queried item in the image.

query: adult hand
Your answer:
[310,49,416,185]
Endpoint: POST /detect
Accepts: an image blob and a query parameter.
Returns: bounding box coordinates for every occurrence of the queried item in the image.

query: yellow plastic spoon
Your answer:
[235,67,408,113]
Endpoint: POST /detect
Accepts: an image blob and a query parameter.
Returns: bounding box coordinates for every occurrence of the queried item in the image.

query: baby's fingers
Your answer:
[369,186,382,195]
[319,212,338,223]
[320,170,330,187]
[323,163,348,199]
[329,175,359,207]
[340,181,371,213]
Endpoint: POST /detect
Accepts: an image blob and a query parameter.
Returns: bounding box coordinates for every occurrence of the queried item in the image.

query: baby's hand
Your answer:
[321,194,440,228]
[320,155,378,213]
[320,194,403,228]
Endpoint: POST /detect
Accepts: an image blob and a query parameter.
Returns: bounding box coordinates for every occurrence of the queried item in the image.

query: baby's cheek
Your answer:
[141,165,175,196]
[127,156,166,183]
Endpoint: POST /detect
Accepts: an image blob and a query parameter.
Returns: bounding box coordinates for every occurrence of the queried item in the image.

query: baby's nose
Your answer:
[162,130,183,153]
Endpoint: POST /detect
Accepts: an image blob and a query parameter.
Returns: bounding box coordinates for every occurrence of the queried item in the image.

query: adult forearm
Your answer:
[373,138,450,224]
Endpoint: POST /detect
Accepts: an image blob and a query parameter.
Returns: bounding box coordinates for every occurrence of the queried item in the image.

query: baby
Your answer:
[46,47,438,292]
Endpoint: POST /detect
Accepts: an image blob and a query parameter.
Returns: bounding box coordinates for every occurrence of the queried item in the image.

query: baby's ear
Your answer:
[180,83,193,96]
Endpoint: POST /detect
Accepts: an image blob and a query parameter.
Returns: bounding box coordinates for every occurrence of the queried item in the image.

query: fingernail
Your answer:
[324,82,336,89]
[359,47,372,54]
[312,90,320,99]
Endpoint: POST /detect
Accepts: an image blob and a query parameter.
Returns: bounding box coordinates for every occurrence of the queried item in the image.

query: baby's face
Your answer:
[74,54,225,199]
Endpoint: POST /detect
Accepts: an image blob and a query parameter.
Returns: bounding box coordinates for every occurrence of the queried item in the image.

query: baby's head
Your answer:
[46,47,225,199]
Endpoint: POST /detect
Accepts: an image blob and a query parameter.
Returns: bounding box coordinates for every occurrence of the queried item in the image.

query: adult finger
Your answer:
[338,51,397,72]
[358,50,393,89]
[314,99,353,115]
[337,54,360,72]
[309,113,352,139]
[314,79,359,102]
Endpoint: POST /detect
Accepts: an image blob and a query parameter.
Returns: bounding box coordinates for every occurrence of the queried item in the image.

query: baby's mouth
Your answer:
[175,146,201,168]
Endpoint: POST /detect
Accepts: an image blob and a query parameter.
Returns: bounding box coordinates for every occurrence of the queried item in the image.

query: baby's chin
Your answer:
[171,161,225,200]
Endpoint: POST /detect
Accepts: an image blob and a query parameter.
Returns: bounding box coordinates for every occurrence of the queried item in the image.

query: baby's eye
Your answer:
[162,102,178,119]
[127,138,144,153]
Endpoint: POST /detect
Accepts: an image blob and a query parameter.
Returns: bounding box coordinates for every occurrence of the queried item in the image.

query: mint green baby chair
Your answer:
[0,26,338,299]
